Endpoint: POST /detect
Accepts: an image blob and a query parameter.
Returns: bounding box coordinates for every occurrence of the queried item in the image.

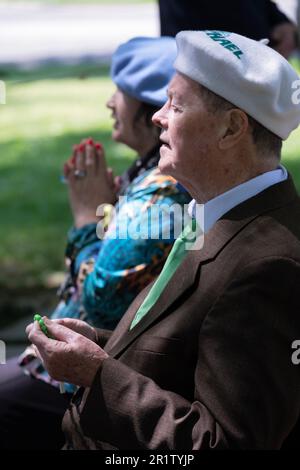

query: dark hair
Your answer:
[133,101,160,136]
[198,84,282,159]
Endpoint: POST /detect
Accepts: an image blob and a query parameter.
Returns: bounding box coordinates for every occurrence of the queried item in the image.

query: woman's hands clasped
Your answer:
[64,138,118,228]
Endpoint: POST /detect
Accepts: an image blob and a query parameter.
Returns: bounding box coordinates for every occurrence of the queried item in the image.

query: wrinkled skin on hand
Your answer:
[26,317,108,388]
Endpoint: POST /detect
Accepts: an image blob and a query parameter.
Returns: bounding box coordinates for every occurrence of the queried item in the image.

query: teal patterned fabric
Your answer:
[52,166,191,329]
[19,162,191,390]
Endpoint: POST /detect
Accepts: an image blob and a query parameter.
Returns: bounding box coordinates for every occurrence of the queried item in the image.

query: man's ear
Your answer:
[218,109,249,150]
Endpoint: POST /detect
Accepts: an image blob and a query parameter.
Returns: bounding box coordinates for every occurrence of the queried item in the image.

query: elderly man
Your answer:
[27,31,300,449]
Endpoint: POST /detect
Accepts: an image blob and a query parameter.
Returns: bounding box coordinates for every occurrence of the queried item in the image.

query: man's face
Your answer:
[152,73,223,196]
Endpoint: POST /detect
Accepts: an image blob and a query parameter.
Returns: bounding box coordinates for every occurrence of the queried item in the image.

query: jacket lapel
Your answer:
[106,176,299,358]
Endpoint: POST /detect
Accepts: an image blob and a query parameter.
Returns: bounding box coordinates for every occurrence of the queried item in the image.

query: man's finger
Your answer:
[32,344,43,362]
[27,321,51,349]
[53,317,83,330]
[43,317,82,343]
[25,322,34,336]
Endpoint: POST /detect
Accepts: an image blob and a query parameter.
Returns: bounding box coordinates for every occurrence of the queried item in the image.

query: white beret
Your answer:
[174,30,300,140]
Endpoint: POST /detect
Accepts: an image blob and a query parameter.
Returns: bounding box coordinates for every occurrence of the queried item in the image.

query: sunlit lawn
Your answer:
[0,61,300,289]
[0,64,135,288]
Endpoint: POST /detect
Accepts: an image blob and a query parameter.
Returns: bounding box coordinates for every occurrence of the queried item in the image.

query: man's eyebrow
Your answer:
[167,88,176,98]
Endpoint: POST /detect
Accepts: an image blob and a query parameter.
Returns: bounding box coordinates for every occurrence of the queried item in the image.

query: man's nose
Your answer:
[152,106,168,129]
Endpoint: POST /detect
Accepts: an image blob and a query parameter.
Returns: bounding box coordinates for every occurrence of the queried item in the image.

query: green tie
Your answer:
[130,219,199,330]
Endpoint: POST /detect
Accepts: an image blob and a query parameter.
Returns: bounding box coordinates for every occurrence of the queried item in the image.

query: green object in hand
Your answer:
[34,314,51,338]
[33,314,65,393]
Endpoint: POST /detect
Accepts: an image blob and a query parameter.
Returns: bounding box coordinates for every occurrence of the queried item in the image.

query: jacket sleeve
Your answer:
[94,328,113,349]
[79,257,300,449]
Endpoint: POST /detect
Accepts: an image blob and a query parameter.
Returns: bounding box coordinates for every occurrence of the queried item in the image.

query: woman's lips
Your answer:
[111,113,119,129]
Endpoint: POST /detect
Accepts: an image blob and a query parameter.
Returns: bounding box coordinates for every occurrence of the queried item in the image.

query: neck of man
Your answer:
[188,149,280,204]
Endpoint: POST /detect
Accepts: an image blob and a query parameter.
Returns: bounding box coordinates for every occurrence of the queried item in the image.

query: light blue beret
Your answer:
[111,36,177,107]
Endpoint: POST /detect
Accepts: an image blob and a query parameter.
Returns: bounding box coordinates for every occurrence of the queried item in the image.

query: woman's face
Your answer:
[106,88,142,150]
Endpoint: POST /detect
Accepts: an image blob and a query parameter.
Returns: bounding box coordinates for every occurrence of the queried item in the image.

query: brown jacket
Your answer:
[62,176,300,450]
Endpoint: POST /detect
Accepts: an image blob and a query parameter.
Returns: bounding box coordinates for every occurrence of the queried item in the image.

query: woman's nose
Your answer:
[106,95,114,109]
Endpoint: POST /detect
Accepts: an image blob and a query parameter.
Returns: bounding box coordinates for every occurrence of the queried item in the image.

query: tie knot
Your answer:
[180,218,198,244]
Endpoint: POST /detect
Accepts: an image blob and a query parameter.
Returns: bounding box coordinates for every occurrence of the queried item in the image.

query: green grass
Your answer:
[280,59,300,195]
[0,64,135,288]
[281,130,300,191]
[0,61,300,290]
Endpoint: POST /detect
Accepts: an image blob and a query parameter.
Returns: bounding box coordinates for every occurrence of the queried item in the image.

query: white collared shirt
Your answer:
[188,165,288,233]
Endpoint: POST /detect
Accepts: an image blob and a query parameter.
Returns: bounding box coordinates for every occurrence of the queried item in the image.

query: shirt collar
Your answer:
[188,165,288,233]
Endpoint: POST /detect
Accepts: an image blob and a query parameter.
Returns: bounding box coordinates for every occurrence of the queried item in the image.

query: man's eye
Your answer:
[171,105,180,112]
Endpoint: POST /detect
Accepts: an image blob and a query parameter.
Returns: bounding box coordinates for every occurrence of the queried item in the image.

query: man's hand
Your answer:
[26,318,108,388]
[270,22,297,59]
[52,317,98,342]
